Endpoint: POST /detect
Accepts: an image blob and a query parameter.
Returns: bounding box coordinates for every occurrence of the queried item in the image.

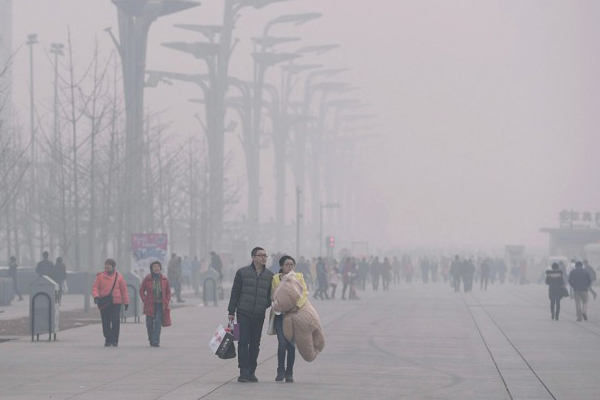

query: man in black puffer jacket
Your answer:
[569,261,592,321]
[228,247,274,382]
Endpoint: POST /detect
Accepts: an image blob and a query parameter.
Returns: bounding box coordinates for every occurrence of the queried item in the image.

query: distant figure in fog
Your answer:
[52,257,67,294]
[35,251,53,277]
[402,255,414,283]
[583,260,597,300]
[8,256,23,301]
[420,258,429,283]
[210,251,223,282]
[329,266,341,299]
[464,259,475,292]
[392,256,401,284]
[450,255,463,292]
[381,257,391,290]
[479,258,491,291]
[569,261,592,321]
[140,261,171,347]
[313,257,329,300]
[546,263,565,320]
[168,254,184,303]
[371,257,381,290]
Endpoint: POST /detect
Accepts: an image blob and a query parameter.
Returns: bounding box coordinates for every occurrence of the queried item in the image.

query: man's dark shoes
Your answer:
[583,313,588,321]
[237,375,249,383]
[112,342,118,347]
[104,342,111,347]
[248,374,258,382]
[275,368,285,382]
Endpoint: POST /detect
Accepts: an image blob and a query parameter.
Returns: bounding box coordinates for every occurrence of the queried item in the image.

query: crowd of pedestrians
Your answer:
[6,246,598,385]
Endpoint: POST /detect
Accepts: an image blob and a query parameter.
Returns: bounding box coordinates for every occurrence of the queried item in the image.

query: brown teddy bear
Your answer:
[272,272,325,362]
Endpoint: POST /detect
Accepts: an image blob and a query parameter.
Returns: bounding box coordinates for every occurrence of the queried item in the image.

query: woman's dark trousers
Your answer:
[275,314,295,374]
[100,304,122,344]
[146,303,163,345]
[550,297,561,319]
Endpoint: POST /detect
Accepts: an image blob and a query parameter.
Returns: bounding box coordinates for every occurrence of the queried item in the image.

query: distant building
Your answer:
[540,228,600,259]
[0,0,12,128]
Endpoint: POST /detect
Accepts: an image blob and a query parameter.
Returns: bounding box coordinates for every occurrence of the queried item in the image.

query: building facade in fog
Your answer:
[0,0,12,127]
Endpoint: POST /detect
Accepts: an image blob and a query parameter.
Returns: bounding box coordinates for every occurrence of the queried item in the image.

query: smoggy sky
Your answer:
[8,0,600,253]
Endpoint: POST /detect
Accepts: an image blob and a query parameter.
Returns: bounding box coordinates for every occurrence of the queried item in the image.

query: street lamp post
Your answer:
[49,42,64,257]
[27,33,38,264]
[108,0,199,266]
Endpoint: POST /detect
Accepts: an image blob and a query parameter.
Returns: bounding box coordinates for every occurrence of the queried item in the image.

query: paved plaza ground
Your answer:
[1,280,599,399]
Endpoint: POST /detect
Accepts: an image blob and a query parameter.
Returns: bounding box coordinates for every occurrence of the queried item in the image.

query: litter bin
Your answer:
[202,268,220,307]
[121,272,141,323]
[29,275,60,341]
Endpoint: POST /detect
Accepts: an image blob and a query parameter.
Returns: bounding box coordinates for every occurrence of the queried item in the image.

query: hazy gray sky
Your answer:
[9,0,600,252]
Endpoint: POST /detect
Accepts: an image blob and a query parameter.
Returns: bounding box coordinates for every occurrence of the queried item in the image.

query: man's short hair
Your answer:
[251,247,265,257]
[43,251,49,258]
[105,258,116,268]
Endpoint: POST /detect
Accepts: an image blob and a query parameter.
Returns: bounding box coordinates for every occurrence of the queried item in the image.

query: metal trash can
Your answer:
[121,272,141,323]
[0,277,14,306]
[29,275,60,341]
[202,268,220,307]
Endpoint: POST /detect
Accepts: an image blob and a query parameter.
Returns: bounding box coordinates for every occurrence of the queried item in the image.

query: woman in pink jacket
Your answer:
[92,258,129,347]
[139,261,172,347]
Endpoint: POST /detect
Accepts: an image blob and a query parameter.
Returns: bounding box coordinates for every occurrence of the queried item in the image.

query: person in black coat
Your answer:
[545,263,565,320]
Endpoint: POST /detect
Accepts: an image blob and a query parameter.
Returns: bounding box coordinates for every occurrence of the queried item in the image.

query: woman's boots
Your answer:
[275,367,293,382]
[275,368,285,382]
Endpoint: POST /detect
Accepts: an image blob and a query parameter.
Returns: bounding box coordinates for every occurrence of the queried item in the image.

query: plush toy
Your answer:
[272,272,325,362]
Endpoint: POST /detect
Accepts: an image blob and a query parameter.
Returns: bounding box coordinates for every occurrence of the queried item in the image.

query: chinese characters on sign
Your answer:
[559,210,600,229]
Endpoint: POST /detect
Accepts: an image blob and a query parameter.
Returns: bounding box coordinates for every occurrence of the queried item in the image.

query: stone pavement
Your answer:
[1,280,599,399]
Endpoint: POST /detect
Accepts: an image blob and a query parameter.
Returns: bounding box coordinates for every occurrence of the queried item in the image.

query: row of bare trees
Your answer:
[0,35,235,270]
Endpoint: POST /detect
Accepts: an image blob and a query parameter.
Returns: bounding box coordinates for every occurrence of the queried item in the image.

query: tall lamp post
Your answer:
[108,0,199,266]
[246,12,321,248]
[49,42,64,256]
[27,33,38,264]
[157,0,289,252]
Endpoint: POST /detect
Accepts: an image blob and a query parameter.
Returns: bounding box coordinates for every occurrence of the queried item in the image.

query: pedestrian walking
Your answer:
[313,257,329,300]
[271,255,308,382]
[168,253,184,303]
[92,258,129,346]
[35,251,53,277]
[583,260,597,300]
[52,257,67,294]
[140,261,171,347]
[228,247,274,382]
[569,261,592,321]
[329,266,341,299]
[8,256,23,301]
[450,255,463,292]
[546,263,565,320]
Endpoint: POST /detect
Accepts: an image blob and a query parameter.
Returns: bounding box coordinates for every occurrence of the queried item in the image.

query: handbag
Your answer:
[97,273,118,310]
[267,310,276,335]
[209,324,236,359]
[561,285,569,298]
[162,308,172,327]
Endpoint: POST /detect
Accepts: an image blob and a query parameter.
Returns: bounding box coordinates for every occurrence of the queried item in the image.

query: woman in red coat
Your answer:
[140,261,171,347]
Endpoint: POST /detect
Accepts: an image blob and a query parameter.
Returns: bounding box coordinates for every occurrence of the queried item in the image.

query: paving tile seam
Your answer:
[506,289,600,340]
[465,293,557,400]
